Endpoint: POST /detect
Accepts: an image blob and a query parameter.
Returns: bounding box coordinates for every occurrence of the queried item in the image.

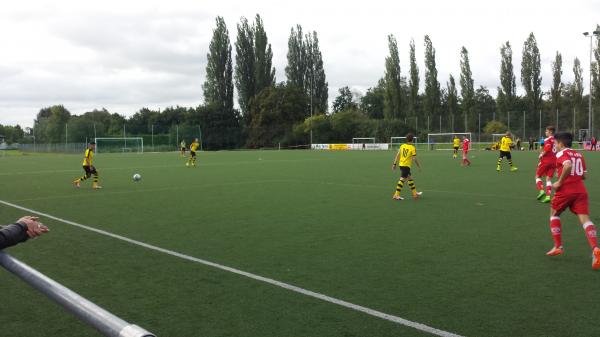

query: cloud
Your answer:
[0,0,599,127]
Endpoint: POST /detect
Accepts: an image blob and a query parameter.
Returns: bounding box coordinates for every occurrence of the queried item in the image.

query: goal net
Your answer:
[427,133,472,150]
[389,136,419,151]
[95,137,144,154]
[352,137,376,144]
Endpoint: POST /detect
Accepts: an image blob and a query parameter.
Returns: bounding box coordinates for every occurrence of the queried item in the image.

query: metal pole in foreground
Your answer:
[0,252,155,337]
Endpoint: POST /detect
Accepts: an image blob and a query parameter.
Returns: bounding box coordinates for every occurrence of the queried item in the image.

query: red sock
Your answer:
[550,216,562,248]
[583,222,598,249]
[536,179,543,191]
[546,182,552,196]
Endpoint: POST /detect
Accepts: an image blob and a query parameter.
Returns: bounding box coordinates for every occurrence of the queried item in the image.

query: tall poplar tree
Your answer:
[254,14,276,93]
[285,25,306,90]
[521,33,543,116]
[234,17,255,115]
[460,47,474,131]
[423,35,441,119]
[203,16,234,114]
[551,51,563,115]
[497,41,516,120]
[408,38,419,117]
[573,57,584,129]
[384,34,402,119]
[447,75,459,124]
[306,31,328,114]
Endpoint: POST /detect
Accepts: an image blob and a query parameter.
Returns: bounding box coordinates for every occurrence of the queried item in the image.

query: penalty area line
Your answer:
[0,199,464,337]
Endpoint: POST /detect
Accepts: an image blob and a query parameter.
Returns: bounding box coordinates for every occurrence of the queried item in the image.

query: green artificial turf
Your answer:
[1,149,599,337]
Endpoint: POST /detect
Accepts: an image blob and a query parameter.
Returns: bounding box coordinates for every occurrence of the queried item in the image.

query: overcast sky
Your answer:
[1,0,599,127]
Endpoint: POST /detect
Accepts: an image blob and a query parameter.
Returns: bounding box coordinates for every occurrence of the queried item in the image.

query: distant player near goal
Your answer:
[461,136,471,166]
[496,131,518,172]
[545,132,600,270]
[180,140,186,157]
[391,133,422,200]
[535,126,556,203]
[452,135,460,158]
[73,142,102,189]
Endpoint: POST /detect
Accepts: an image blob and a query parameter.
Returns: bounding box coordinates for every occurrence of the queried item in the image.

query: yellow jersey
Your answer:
[82,149,94,166]
[453,138,460,147]
[190,141,200,152]
[500,137,512,152]
[398,143,417,167]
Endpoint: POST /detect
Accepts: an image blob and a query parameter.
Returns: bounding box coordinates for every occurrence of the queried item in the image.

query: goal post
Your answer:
[426,133,472,150]
[389,136,419,150]
[352,137,376,144]
[94,137,144,154]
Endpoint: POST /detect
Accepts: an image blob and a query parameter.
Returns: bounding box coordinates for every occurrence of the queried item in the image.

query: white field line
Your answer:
[0,199,464,337]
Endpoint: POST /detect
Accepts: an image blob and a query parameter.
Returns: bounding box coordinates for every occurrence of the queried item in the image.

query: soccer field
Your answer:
[1,149,599,337]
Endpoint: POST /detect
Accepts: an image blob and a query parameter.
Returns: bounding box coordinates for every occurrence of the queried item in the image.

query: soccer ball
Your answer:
[132,173,142,182]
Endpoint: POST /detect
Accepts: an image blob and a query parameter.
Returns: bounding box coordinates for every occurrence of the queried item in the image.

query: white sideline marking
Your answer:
[0,199,463,337]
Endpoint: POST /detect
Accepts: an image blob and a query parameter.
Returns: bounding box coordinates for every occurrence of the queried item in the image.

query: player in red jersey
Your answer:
[461,136,471,166]
[535,126,557,203]
[545,132,600,270]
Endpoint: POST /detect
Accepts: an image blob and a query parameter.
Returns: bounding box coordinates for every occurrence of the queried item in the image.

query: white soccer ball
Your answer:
[132,173,142,182]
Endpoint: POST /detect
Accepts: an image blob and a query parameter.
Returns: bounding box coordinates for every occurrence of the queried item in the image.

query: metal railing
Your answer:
[0,252,156,337]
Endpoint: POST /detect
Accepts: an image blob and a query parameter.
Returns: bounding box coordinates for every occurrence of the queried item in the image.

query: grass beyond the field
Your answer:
[1,149,599,337]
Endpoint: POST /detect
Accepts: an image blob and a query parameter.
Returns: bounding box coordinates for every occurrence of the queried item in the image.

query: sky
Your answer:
[1,0,599,128]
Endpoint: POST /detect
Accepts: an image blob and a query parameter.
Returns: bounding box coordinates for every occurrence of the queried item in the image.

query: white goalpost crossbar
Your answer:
[352,138,376,144]
[94,137,144,154]
[426,133,472,150]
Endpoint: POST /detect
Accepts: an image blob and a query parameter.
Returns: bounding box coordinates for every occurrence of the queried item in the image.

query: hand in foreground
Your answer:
[17,216,50,238]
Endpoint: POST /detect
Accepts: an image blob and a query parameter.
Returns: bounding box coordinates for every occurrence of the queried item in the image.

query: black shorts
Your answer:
[399,166,411,178]
[453,146,459,151]
[190,151,196,157]
[181,147,186,151]
[499,151,512,159]
[83,165,97,176]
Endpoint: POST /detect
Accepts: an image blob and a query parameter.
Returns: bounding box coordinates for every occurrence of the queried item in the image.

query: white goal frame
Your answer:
[427,133,472,150]
[389,136,419,148]
[352,137,376,144]
[94,137,144,154]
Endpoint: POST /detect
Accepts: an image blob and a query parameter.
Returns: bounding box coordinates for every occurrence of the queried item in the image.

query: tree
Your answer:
[383,35,402,119]
[497,41,516,119]
[35,105,71,142]
[285,25,306,91]
[305,31,328,114]
[203,17,240,149]
[332,86,357,113]
[573,57,584,130]
[360,79,385,119]
[246,83,308,147]
[254,15,276,94]
[234,17,255,116]
[285,25,328,114]
[551,51,563,116]
[521,33,543,116]
[203,16,234,114]
[474,86,497,126]
[460,47,475,131]
[423,35,441,119]
[446,75,459,125]
[408,39,419,117]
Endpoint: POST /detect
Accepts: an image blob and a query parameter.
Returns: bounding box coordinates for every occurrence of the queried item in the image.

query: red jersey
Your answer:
[555,148,587,195]
[540,136,556,164]
[462,139,470,152]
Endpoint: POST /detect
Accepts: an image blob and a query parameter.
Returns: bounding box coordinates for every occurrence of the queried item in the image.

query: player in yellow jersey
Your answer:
[452,135,460,158]
[496,131,518,172]
[73,142,101,189]
[186,138,200,167]
[391,133,422,200]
